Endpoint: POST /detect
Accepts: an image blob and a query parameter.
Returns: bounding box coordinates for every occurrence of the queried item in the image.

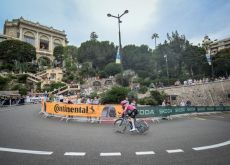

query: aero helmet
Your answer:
[120,100,128,106]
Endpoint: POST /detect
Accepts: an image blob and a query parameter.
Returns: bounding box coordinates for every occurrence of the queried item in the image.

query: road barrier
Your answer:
[137,106,230,118]
[41,100,230,120]
[41,101,123,118]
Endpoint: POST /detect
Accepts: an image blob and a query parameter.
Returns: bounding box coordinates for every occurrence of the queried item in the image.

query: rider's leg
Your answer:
[130,118,136,131]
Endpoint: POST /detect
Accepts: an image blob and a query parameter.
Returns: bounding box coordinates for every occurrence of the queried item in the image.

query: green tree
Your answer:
[150,90,166,105]
[0,76,10,90]
[100,86,130,104]
[152,31,210,84]
[90,32,98,41]
[213,48,230,77]
[12,84,28,95]
[0,40,36,72]
[53,45,64,67]
[42,82,66,92]
[123,45,153,79]
[183,45,207,77]
[104,62,122,76]
[78,40,116,70]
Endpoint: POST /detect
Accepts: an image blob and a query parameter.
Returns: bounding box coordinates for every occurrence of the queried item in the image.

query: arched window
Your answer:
[40,35,49,50]
[53,38,62,49]
[24,31,35,46]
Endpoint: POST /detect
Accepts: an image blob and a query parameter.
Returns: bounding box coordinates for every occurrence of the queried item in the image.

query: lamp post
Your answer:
[205,52,214,79]
[164,54,169,85]
[107,10,129,65]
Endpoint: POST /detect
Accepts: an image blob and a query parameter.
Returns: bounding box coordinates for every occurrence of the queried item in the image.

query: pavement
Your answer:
[0,104,230,165]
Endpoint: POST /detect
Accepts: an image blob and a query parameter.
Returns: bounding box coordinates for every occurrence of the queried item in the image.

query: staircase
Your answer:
[50,83,80,95]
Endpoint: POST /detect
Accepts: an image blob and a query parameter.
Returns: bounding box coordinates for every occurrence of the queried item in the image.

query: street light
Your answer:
[107,10,129,64]
[164,54,169,84]
[205,51,214,79]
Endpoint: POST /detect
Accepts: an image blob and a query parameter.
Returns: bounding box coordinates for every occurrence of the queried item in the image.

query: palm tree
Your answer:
[151,33,159,49]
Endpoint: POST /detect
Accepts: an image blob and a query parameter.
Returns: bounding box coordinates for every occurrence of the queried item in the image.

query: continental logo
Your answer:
[54,104,95,114]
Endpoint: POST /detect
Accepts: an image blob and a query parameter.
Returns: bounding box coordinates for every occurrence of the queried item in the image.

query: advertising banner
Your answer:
[45,102,123,118]
[137,106,159,118]
[41,102,230,119]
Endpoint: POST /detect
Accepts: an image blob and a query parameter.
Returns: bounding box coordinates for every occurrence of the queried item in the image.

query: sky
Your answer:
[0,0,230,48]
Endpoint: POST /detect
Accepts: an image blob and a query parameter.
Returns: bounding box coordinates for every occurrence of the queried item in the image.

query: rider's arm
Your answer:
[123,105,128,113]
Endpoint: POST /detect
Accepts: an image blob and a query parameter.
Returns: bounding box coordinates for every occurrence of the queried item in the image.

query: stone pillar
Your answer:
[62,39,66,46]
[36,32,39,50]
[50,36,53,52]
[19,27,23,40]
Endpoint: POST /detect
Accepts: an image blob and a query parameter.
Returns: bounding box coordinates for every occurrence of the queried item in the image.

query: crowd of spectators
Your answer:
[48,94,101,105]
[179,76,230,86]
[0,95,25,106]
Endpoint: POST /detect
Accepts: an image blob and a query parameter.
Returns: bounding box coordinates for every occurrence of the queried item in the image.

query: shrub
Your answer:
[100,86,130,104]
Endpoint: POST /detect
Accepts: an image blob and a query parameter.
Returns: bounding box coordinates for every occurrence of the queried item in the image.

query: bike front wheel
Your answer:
[114,118,127,133]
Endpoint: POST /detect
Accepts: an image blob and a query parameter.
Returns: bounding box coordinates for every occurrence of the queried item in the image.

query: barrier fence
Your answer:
[41,101,123,118]
[137,106,230,118]
[41,101,230,119]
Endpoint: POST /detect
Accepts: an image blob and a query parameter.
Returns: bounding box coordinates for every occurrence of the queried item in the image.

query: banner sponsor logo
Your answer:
[175,108,185,113]
[138,109,155,116]
[159,109,172,114]
[54,104,95,114]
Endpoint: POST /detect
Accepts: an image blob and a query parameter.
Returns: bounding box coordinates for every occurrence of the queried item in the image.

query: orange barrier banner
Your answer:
[45,102,123,117]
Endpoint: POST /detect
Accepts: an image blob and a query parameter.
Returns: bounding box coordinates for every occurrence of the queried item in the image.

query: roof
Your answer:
[0,91,20,96]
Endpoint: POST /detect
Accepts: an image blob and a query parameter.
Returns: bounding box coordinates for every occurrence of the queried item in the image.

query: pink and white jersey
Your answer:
[126,104,136,111]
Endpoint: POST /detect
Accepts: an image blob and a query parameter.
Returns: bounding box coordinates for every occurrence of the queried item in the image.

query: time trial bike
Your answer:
[114,115,149,134]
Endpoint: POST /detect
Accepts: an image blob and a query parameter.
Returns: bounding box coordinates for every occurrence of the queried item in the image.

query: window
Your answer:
[40,39,49,50]
[24,35,35,46]
[40,35,49,50]
[24,32,35,46]
[53,39,62,49]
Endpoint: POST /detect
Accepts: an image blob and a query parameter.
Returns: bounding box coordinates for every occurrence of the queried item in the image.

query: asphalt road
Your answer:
[0,104,230,165]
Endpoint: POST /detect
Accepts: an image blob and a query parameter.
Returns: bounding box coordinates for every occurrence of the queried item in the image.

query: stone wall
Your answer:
[158,80,230,106]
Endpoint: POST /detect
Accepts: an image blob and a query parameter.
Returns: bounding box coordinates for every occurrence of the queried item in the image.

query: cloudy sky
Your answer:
[0,0,230,48]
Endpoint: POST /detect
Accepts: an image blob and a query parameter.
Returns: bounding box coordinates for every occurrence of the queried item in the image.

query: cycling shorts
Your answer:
[127,109,138,118]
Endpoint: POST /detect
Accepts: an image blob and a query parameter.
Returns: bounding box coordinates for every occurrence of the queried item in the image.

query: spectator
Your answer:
[59,94,64,102]
[131,99,137,106]
[76,97,82,104]
[183,80,188,86]
[86,97,92,104]
[180,100,186,106]
[174,80,181,86]
[162,100,166,106]
[186,100,191,106]
[219,102,223,106]
[92,96,100,105]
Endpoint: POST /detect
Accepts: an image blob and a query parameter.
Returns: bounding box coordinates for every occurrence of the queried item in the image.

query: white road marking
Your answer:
[0,147,53,155]
[135,151,155,155]
[100,152,121,156]
[166,149,184,153]
[215,116,225,118]
[194,117,206,120]
[193,140,230,151]
[64,152,86,156]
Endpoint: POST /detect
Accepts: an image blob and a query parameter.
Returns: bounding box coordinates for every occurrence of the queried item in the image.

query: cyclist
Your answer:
[120,100,138,131]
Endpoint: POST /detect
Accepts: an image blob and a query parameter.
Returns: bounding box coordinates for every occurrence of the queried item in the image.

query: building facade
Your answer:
[3,17,68,63]
[209,37,230,55]
[202,35,230,55]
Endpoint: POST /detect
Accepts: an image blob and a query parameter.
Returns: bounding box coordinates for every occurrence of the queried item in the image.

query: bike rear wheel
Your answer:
[136,120,149,134]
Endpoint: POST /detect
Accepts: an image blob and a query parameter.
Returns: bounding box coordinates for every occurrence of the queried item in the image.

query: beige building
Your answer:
[3,17,68,63]
[39,68,63,87]
[202,35,230,55]
[209,37,230,55]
